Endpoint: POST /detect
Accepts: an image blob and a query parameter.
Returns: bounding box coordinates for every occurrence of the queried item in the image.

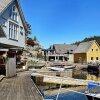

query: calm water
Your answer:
[73,69,100,80]
[44,69,100,100]
[45,92,88,100]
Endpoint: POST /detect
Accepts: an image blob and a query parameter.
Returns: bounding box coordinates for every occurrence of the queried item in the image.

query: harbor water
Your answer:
[45,92,88,100]
[44,69,100,100]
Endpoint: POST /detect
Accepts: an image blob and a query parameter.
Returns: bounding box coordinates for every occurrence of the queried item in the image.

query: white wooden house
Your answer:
[0,0,27,77]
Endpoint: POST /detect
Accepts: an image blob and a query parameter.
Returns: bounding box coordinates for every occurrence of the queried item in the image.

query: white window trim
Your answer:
[96,57,99,61]
[10,5,18,22]
[9,21,19,41]
[91,57,93,61]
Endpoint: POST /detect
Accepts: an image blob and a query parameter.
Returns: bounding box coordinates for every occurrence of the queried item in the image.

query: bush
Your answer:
[37,52,43,59]
[27,61,37,68]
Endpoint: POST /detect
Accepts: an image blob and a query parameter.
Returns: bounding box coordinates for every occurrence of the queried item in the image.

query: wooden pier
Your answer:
[43,75,91,86]
[0,71,43,100]
[31,73,97,86]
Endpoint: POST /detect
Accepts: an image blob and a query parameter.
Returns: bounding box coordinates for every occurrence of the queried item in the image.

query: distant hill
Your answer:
[73,36,100,45]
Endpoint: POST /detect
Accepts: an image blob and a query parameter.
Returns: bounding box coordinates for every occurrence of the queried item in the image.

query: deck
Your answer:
[0,71,43,100]
[31,73,97,86]
[43,75,90,85]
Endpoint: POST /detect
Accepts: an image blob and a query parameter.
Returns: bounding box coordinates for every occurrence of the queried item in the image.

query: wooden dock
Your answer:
[31,73,95,86]
[43,75,95,86]
[0,71,43,100]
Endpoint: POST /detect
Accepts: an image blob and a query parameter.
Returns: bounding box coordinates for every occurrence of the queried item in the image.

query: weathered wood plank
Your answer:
[0,71,43,100]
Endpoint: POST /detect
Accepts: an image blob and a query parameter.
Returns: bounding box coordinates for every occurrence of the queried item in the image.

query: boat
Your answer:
[48,67,64,71]
[64,65,76,69]
[88,64,99,71]
[48,65,75,72]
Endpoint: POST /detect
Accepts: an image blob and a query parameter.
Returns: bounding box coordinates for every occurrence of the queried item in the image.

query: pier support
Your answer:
[63,56,64,62]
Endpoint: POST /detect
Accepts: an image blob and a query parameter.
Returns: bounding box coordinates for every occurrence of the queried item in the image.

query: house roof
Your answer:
[53,44,77,54]
[0,0,27,32]
[0,0,13,14]
[73,40,96,53]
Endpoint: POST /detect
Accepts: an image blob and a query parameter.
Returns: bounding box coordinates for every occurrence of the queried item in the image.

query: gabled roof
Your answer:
[0,0,13,14]
[73,40,96,53]
[53,44,77,54]
[0,0,27,32]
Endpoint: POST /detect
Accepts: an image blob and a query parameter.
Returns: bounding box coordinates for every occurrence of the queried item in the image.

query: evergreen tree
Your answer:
[26,22,32,36]
[73,36,100,45]
[34,36,37,41]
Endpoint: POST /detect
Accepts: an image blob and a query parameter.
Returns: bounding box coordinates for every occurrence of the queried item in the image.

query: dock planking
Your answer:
[0,71,43,100]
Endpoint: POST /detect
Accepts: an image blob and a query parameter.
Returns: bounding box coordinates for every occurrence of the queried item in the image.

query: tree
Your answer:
[34,36,37,41]
[25,22,32,36]
[73,36,100,45]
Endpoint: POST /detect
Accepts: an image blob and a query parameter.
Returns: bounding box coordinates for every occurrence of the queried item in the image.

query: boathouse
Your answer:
[74,40,100,63]
[0,0,27,77]
[44,44,77,62]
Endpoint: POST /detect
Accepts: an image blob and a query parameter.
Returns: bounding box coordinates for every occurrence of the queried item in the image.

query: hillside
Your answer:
[73,36,100,45]
[21,37,44,64]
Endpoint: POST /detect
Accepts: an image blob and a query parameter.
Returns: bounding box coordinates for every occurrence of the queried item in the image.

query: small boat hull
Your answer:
[88,64,99,71]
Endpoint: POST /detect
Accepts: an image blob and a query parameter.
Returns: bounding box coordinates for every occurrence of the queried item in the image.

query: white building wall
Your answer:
[0,1,25,48]
[68,54,74,63]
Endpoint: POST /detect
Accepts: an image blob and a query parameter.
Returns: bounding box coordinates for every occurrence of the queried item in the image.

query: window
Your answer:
[91,57,93,60]
[9,5,18,21]
[96,57,99,60]
[20,26,23,35]
[9,22,18,40]
[92,49,94,52]
[96,49,98,52]
[1,21,6,27]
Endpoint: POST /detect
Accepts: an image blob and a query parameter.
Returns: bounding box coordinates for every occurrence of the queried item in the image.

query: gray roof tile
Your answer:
[0,0,13,14]
[0,0,27,31]
[73,40,96,53]
[53,44,77,54]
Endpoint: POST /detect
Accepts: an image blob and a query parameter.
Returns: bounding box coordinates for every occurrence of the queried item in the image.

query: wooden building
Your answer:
[44,44,77,63]
[0,0,27,77]
[74,40,100,63]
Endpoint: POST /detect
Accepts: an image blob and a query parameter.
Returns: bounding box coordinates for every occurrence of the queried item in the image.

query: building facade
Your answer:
[0,0,27,77]
[44,44,77,63]
[74,40,100,63]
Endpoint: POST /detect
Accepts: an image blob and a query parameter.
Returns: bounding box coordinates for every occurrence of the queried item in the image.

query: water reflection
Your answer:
[73,69,100,81]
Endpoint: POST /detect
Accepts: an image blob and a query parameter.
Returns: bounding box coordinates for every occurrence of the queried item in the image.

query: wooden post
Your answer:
[6,51,16,77]
[63,56,64,62]
[55,56,57,62]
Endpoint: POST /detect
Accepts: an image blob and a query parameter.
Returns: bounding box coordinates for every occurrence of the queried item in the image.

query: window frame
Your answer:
[96,49,98,52]
[91,57,93,60]
[20,26,23,35]
[92,49,94,52]
[9,21,18,41]
[96,57,99,61]
[10,5,18,22]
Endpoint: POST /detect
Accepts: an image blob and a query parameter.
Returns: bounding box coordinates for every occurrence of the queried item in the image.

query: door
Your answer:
[79,57,82,63]
[0,56,6,75]
[6,57,16,77]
